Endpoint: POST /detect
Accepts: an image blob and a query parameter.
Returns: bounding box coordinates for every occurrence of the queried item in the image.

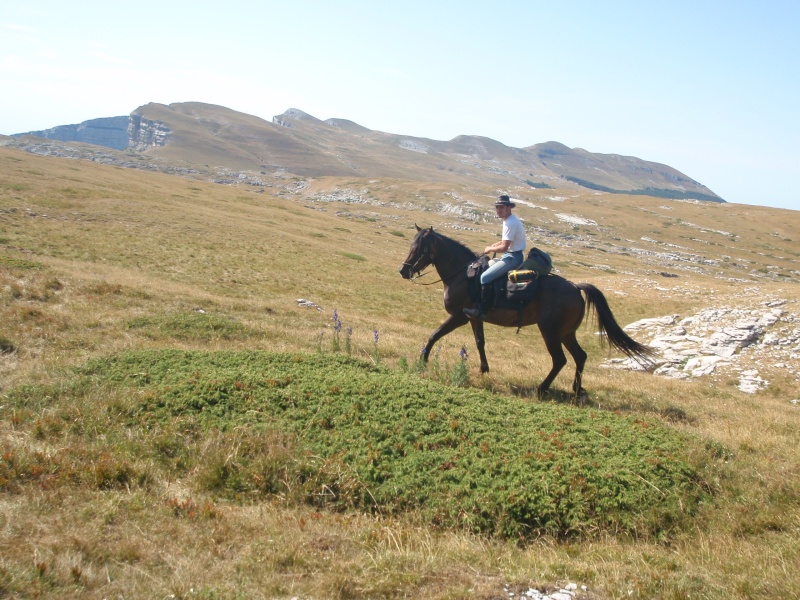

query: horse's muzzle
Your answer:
[399,263,413,279]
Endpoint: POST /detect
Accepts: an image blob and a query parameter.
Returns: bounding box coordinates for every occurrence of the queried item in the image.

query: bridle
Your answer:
[401,240,435,282]
[402,233,469,286]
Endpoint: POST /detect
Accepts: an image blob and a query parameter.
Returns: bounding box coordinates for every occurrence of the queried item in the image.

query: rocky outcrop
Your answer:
[127,114,171,150]
[605,300,800,393]
[13,116,130,150]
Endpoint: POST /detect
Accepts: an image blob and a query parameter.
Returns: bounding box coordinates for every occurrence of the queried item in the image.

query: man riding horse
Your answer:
[463,195,526,320]
[399,225,654,400]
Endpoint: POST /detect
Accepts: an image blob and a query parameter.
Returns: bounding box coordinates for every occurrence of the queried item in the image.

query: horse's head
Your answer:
[399,225,437,279]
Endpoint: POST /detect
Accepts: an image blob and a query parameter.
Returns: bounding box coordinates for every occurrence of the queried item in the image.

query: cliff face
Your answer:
[14,116,131,150]
[13,115,172,151]
[127,115,171,150]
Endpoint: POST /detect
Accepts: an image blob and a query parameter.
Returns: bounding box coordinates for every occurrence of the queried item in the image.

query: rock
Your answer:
[128,114,172,149]
[624,315,679,331]
[766,299,788,308]
[296,298,322,311]
[738,369,768,393]
[653,365,690,378]
[684,355,728,377]
[606,300,800,392]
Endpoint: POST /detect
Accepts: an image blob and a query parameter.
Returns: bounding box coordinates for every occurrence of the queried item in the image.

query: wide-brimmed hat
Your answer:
[495,195,516,208]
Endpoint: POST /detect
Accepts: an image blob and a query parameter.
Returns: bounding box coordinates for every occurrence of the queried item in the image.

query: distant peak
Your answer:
[284,108,312,120]
[273,108,327,128]
[530,141,573,154]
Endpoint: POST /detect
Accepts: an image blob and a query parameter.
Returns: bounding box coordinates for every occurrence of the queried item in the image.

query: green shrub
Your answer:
[71,349,722,540]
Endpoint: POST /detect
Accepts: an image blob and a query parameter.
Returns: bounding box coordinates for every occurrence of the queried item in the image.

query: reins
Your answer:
[403,229,476,286]
[403,250,473,286]
[408,268,450,286]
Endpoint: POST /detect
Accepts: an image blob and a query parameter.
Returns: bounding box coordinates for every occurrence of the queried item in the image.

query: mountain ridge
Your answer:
[11,101,723,202]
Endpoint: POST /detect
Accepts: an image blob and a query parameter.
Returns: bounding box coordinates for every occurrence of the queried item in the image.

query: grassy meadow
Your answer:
[1,146,800,598]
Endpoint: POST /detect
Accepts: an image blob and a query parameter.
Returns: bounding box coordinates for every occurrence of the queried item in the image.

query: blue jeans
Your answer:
[480,251,524,285]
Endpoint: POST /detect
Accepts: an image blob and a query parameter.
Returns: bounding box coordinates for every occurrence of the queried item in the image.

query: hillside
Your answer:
[1,146,799,598]
[11,101,723,202]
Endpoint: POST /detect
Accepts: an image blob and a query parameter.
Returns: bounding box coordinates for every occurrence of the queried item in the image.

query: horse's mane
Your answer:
[431,230,478,263]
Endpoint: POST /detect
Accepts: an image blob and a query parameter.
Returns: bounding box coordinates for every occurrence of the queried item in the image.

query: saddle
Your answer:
[466,249,550,317]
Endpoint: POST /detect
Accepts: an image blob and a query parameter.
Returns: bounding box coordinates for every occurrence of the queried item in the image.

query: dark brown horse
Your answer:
[399,226,653,399]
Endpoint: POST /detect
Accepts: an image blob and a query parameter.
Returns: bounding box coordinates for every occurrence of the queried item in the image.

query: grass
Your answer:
[125,311,259,342]
[1,146,800,598]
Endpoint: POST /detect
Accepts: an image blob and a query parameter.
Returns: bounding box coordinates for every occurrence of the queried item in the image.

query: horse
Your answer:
[399,225,654,400]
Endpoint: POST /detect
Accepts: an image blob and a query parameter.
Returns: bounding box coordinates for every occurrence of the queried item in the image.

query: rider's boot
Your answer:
[464,285,493,320]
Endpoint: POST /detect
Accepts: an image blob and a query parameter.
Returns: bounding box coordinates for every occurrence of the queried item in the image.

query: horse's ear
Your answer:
[414,223,421,231]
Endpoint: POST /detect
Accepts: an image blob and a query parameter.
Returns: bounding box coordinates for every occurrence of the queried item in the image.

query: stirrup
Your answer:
[463,305,485,319]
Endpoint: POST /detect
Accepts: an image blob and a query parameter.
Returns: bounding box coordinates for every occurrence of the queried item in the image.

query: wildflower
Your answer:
[372,328,380,363]
[452,346,470,387]
[331,310,342,351]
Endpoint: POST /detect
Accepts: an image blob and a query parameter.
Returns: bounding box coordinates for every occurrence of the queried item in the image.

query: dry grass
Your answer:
[2,146,800,598]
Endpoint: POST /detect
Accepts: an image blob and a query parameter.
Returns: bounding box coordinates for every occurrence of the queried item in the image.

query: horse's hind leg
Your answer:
[563,331,588,404]
[537,328,568,399]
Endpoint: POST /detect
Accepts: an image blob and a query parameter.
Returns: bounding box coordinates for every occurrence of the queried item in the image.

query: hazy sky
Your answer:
[2,1,798,211]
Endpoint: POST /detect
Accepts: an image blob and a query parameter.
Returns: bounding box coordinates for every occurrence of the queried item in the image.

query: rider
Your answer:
[463,195,527,319]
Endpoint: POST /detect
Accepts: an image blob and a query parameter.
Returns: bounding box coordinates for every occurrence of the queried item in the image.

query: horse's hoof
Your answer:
[480,364,490,374]
[574,389,589,406]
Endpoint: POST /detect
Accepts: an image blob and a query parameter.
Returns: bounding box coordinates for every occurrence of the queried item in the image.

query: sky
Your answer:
[1,1,798,211]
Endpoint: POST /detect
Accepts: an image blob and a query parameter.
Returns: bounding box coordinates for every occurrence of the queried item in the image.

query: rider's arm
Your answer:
[483,239,511,254]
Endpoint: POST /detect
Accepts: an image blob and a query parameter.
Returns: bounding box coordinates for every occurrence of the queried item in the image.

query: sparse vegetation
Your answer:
[126,311,258,342]
[525,180,553,189]
[563,176,725,202]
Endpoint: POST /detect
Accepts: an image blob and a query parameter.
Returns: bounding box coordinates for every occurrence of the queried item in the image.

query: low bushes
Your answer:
[40,349,725,540]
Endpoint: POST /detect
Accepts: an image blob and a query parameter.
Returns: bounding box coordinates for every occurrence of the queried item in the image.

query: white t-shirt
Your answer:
[502,214,526,253]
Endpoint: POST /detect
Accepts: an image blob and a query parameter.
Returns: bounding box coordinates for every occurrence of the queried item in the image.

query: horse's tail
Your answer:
[577,283,655,364]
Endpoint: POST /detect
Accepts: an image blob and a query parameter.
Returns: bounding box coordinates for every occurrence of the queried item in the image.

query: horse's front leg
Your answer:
[469,319,490,373]
[422,313,469,363]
